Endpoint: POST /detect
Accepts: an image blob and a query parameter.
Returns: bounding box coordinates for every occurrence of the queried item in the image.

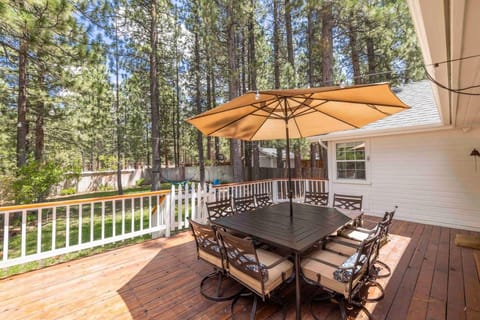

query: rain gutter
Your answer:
[307,123,454,143]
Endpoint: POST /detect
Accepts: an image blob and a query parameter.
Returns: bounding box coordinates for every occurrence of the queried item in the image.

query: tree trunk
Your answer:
[248,0,260,180]
[34,71,45,162]
[34,101,44,162]
[114,15,123,194]
[307,8,314,87]
[276,146,283,169]
[273,0,280,89]
[349,18,362,84]
[150,0,161,190]
[227,2,243,183]
[194,12,205,185]
[321,1,334,85]
[17,38,28,168]
[294,145,301,178]
[285,0,294,86]
[367,36,376,83]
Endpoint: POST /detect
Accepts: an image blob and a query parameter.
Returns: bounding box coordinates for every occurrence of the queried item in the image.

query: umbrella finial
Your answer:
[255,90,260,100]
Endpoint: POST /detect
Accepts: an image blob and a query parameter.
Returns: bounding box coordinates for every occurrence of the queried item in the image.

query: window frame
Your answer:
[333,140,370,184]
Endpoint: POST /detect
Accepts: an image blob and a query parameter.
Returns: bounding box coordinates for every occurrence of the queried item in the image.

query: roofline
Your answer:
[307,123,453,142]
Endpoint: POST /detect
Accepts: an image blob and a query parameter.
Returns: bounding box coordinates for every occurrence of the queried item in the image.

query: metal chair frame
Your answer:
[302,229,379,320]
[206,198,233,221]
[189,218,241,301]
[304,191,329,206]
[218,229,293,320]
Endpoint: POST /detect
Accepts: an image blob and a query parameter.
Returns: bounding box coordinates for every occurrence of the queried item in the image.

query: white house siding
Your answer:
[328,127,480,231]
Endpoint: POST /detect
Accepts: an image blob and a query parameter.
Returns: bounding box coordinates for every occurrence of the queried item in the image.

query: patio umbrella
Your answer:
[186,82,409,217]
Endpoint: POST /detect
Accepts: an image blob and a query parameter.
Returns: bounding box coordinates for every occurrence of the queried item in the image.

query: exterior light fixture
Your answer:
[470,148,480,171]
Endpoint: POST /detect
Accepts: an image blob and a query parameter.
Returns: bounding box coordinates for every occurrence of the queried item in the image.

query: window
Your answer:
[335,141,366,180]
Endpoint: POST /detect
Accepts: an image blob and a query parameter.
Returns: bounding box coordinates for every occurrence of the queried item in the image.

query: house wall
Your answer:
[327,127,480,231]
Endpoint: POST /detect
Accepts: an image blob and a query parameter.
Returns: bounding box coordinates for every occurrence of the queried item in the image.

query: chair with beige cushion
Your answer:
[218,229,294,319]
[206,198,233,222]
[333,206,397,279]
[304,191,329,206]
[301,229,379,320]
[189,219,241,301]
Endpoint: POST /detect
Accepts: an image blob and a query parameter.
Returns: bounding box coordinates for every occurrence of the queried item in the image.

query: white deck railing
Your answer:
[0,178,327,268]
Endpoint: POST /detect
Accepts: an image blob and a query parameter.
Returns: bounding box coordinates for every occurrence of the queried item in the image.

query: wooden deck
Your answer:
[0,218,479,320]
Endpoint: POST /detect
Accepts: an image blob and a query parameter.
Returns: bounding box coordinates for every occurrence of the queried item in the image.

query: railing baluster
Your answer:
[131,198,135,234]
[3,212,9,261]
[21,210,27,257]
[52,207,57,251]
[78,204,82,245]
[148,196,152,229]
[121,199,125,235]
[66,206,70,248]
[37,209,42,254]
[90,203,94,242]
[112,200,116,237]
[101,202,105,240]
[177,185,183,231]
[140,197,144,230]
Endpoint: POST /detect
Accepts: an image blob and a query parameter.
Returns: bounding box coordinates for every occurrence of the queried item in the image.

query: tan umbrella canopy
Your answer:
[187,82,409,216]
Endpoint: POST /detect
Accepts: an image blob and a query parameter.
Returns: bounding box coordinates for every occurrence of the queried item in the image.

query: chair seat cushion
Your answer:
[324,239,357,256]
[199,248,223,269]
[339,228,370,242]
[229,249,293,296]
[301,249,362,298]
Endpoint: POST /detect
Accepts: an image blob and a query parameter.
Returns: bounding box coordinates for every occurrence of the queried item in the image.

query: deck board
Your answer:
[0,218,479,320]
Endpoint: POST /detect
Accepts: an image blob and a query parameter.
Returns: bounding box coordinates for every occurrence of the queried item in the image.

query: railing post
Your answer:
[272,180,278,203]
[166,189,173,237]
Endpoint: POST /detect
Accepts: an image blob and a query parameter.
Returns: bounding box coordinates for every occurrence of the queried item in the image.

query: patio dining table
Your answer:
[212,202,359,320]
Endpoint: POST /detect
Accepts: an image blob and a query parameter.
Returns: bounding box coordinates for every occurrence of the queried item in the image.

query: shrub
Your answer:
[60,187,76,196]
[12,159,65,204]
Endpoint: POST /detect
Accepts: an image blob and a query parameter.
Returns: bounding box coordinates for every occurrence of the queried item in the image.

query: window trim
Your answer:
[332,140,371,184]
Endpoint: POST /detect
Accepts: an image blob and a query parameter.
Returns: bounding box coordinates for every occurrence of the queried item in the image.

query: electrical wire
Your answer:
[423,54,480,95]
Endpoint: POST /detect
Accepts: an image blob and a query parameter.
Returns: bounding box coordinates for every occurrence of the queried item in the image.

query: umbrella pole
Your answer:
[285,122,293,218]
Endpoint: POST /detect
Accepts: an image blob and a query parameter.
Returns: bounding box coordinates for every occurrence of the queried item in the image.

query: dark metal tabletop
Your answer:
[213,202,353,253]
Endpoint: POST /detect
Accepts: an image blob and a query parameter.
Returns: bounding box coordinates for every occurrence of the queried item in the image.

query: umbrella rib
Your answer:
[287,96,361,128]
[247,99,285,140]
[202,98,283,136]
[189,95,279,120]
[289,95,409,109]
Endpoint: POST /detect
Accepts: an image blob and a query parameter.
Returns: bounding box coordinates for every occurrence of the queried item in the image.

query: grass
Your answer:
[0,183,186,279]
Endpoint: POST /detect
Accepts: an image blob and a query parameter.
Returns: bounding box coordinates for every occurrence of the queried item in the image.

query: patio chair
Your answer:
[206,198,233,221]
[301,229,379,320]
[233,195,256,214]
[189,218,241,301]
[255,193,273,208]
[333,193,363,226]
[217,229,294,319]
[304,191,329,206]
[332,206,398,279]
[321,219,387,302]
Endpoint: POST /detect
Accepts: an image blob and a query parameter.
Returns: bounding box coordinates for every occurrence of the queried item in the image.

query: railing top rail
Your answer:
[213,178,328,188]
[0,190,171,212]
